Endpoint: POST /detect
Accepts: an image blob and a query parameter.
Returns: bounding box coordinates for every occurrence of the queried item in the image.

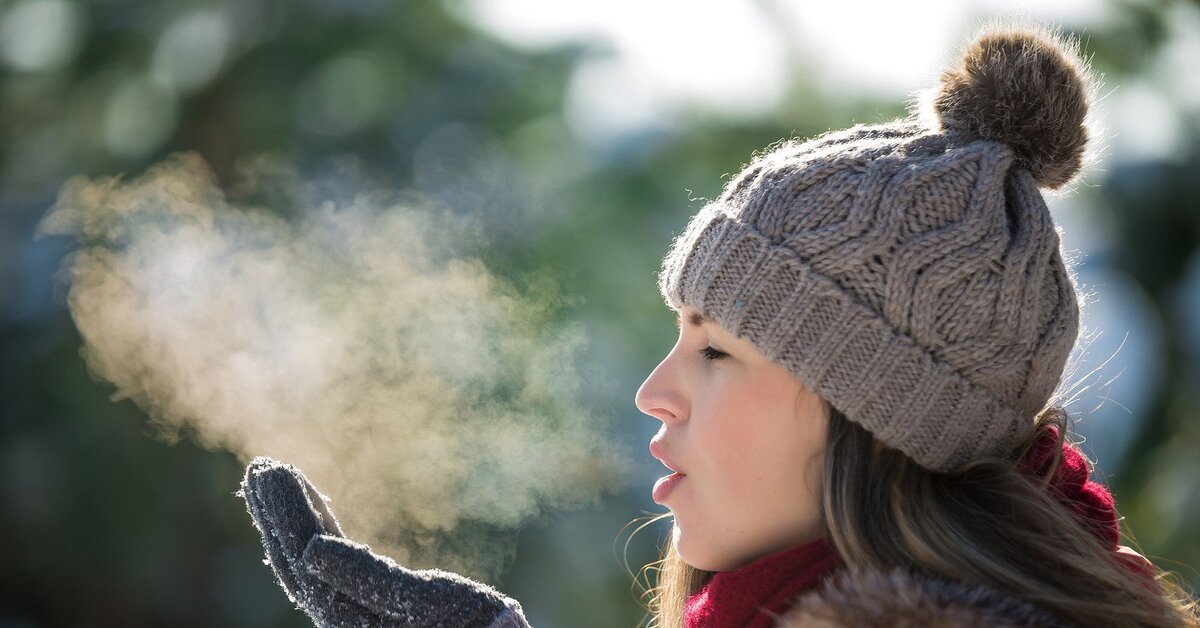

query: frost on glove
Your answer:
[239,457,530,628]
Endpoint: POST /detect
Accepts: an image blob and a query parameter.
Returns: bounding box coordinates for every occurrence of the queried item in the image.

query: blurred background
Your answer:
[2,0,1199,626]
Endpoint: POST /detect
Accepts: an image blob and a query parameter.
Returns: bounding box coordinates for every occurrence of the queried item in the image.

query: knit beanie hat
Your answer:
[656,25,1096,472]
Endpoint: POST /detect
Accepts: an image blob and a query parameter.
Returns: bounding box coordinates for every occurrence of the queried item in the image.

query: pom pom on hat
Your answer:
[929,25,1095,189]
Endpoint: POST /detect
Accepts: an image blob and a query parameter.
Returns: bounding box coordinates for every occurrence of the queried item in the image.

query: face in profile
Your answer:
[635,304,829,572]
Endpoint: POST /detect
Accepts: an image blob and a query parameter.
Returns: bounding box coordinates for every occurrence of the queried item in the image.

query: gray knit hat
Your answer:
[657,26,1096,472]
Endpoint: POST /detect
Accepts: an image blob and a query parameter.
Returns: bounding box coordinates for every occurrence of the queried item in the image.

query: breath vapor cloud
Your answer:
[38,152,631,580]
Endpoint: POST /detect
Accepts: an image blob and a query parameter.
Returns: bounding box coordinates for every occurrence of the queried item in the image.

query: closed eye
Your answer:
[699,346,727,361]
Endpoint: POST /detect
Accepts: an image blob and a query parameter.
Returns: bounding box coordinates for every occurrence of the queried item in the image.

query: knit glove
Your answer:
[239,456,531,628]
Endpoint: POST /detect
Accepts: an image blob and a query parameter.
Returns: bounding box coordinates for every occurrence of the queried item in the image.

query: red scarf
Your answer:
[1019,425,1156,581]
[1018,424,1119,549]
[683,537,841,628]
[682,426,1153,627]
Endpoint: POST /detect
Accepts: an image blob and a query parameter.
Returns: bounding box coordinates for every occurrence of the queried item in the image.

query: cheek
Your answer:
[703,376,816,490]
[678,373,826,570]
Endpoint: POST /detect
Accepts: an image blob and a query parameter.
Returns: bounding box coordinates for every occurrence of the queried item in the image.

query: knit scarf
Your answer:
[682,426,1149,628]
[1018,424,1120,549]
[682,536,841,628]
[1019,425,1156,580]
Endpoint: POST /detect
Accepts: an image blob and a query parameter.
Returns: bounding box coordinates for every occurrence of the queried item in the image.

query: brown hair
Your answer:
[633,403,1200,627]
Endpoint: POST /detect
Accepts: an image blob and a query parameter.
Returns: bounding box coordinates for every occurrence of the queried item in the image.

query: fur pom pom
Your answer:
[930,26,1094,189]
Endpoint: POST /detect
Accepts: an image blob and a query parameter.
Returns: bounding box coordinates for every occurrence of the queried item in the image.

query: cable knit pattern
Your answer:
[657,29,1093,472]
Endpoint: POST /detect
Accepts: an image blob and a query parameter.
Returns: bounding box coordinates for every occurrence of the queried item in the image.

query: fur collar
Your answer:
[777,566,1068,627]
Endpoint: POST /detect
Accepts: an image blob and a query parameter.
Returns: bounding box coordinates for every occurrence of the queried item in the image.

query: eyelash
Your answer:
[699,346,727,361]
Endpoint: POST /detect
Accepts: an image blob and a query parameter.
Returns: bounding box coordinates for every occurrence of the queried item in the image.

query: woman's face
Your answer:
[635,304,829,572]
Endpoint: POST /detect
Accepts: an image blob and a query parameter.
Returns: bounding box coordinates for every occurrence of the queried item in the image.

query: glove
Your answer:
[238,456,531,628]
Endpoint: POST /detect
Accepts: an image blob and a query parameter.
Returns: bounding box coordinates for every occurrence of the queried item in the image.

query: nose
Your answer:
[635,352,683,424]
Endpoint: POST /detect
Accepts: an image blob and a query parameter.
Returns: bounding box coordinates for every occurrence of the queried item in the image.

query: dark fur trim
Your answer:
[777,566,1068,628]
[931,26,1092,190]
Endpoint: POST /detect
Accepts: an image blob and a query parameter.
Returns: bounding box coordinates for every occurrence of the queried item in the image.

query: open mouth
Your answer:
[649,438,687,503]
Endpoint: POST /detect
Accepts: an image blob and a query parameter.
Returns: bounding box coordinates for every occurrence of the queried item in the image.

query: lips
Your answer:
[652,471,685,504]
[649,438,687,504]
[649,438,686,475]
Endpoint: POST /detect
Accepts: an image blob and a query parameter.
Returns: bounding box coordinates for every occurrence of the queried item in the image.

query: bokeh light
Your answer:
[0,0,85,73]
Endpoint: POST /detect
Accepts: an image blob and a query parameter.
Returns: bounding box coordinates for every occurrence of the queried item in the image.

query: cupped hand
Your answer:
[239,457,530,628]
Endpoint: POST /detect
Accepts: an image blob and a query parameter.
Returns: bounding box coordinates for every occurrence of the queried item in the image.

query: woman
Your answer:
[634,23,1198,628]
[240,24,1200,628]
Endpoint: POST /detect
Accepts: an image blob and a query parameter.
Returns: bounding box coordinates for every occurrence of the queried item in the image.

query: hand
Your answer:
[239,457,530,628]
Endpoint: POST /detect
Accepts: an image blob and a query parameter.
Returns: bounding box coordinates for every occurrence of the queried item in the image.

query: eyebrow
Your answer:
[674,311,711,329]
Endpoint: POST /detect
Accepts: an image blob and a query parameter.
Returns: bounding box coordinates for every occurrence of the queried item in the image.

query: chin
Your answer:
[673,525,732,572]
